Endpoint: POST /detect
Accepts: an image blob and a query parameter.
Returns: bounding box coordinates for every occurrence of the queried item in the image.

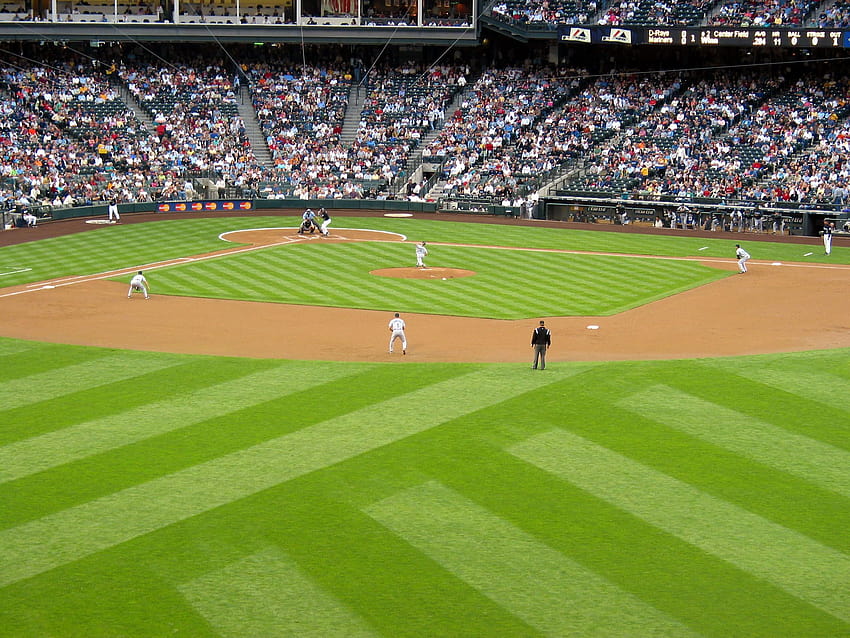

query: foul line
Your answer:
[0,267,32,277]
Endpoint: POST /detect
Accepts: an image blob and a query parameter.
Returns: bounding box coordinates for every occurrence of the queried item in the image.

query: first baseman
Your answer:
[128,270,150,299]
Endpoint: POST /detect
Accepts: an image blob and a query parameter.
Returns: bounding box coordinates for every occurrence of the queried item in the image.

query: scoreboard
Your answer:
[559,26,849,48]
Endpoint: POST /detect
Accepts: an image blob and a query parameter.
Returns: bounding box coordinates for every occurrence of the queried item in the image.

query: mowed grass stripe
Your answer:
[178,547,377,638]
[207,262,270,298]
[620,385,850,499]
[0,343,113,382]
[0,354,183,411]
[0,362,370,485]
[706,361,850,416]
[510,429,850,623]
[151,240,725,318]
[365,480,699,638]
[0,338,39,356]
[0,367,554,588]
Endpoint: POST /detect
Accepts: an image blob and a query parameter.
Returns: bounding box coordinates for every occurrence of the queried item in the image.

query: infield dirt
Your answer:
[1,213,849,363]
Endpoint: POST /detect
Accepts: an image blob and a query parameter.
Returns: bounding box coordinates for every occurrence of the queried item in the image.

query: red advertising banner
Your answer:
[156,201,253,213]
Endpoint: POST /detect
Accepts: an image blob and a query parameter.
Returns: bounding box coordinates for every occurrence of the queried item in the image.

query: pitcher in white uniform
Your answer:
[415,241,428,268]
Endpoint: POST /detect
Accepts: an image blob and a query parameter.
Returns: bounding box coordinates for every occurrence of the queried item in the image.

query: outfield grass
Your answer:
[2,217,849,636]
[1,338,849,637]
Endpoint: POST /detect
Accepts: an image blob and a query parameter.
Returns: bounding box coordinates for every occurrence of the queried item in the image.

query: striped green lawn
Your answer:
[1,337,849,637]
[2,217,850,636]
[148,241,727,318]
[1,216,846,290]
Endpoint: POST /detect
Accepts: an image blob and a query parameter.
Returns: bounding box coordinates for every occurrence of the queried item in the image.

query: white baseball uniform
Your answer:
[319,209,331,236]
[415,243,428,268]
[823,223,833,255]
[389,315,406,353]
[128,273,149,299]
[735,246,750,273]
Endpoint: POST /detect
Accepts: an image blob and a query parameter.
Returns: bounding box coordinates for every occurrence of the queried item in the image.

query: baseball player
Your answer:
[415,241,428,268]
[128,270,150,299]
[735,244,750,273]
[298,208,317,234]
[107,198,120,222]
[388,312,407,354]
[318,207,331,236]
[823,220,834,255]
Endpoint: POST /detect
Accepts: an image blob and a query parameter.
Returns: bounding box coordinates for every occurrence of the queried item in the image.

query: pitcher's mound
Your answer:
[371,267,476,280]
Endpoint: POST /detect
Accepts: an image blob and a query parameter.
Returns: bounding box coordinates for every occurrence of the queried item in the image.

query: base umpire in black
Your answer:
[531,320,551,370]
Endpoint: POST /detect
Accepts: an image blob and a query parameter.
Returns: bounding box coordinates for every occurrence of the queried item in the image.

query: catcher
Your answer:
[127,270,150,299]
[298,217,320,234]
[298,208,320,235]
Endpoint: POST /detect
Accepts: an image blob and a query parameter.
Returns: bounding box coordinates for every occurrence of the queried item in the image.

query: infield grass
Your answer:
[1,338,849,637]
[148,240,727,318]
[1,216,847,290]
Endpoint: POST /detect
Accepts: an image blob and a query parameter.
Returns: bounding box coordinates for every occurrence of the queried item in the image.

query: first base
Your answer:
[587,325,599,330]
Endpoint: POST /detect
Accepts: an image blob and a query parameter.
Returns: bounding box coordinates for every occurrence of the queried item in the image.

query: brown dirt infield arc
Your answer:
[1,211,849,363]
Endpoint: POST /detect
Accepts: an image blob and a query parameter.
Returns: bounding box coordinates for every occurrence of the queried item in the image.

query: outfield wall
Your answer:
[48,199,438,222]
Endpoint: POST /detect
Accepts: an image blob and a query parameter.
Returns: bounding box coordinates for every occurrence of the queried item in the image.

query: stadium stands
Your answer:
[1,43,849,220]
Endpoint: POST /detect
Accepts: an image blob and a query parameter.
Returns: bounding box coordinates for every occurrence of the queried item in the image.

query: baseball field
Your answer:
[1,213,849,636]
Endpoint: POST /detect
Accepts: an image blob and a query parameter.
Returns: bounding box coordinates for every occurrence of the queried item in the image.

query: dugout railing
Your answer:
[541,195,850,237]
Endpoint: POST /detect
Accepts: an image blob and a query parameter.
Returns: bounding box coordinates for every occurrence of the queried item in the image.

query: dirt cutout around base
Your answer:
[2,225,850,363]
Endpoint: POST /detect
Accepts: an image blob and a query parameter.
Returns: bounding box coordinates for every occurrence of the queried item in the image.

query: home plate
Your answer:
[587,324,600,330]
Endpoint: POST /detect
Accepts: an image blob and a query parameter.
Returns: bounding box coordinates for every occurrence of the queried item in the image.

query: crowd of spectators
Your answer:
[421,65,580,202]
[487,0,833,27]
[248,62,463,199]
[119,60,258,178]
[0,59,161,210]
[563,69,850,206]
[597,0,713,26]
[709,0,819,26]
[424,67,688,202]
[815,0,850,26]
[247,62,351,198]
[490,0,595,27]
[2,49,850,216]
[6,0,850,28]
[571,70,781,197]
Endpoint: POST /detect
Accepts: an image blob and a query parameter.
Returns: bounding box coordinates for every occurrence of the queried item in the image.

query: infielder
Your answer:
[415,241,428,268]
[388,312,406,354]
[735,244,750,273]
[128,270,150,299]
